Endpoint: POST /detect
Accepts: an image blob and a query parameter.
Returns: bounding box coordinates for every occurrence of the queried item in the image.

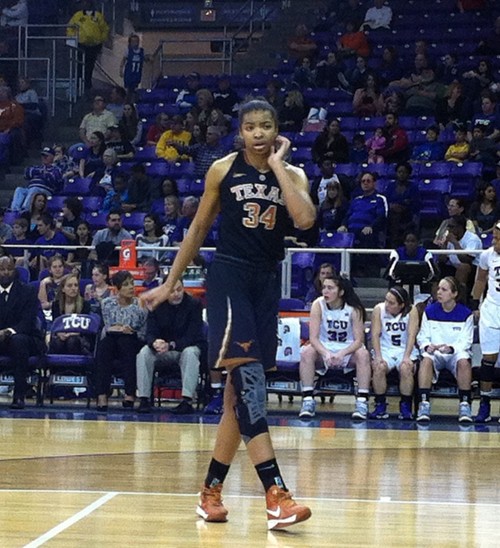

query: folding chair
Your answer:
[43,313,102,406]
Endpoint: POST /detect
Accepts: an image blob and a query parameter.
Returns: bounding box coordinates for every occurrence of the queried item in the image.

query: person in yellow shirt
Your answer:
[67,0,109,91]
[155,115,192,162]
[444,125,470,163]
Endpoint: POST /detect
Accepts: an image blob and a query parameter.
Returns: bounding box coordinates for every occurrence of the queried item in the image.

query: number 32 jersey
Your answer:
[217,151,292,264]
[318,298,356,351]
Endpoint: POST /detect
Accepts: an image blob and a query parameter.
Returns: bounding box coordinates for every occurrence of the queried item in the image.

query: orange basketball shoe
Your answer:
[196,483,229,523]
[265,486,312,530]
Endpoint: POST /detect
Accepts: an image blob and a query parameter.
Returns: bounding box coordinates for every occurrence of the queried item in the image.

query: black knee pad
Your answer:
[480,359,497,382]
[231,362,269,444]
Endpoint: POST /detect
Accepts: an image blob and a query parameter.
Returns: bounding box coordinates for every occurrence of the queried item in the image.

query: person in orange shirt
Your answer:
[337,20,370,59]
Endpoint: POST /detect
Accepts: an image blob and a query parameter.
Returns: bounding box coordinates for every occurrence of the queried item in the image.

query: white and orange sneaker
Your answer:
[196,483,229,523]
[265,485,311,530]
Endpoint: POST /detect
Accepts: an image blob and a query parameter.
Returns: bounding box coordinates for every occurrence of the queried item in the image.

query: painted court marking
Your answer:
[23,491,117,547]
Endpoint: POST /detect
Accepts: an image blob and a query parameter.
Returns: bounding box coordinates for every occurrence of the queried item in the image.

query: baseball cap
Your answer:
[41,147,55,156]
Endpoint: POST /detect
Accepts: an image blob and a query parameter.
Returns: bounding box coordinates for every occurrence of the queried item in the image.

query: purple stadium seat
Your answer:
[418,162,451,179]
[279,297,306,311]
[80,196,102,213]
[123,211,147,232]
[145,161,170,178]
[448,161,483,179]
[86,211,108,231]
[169,161,195,179]
[418,178,451,220]
[46,195,67,214]
[134,146,158,161]
[63,177,92,196]
[320,231,355,249]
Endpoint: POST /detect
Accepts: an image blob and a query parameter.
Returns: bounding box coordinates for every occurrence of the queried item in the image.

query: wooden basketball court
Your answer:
[1,399,500,547]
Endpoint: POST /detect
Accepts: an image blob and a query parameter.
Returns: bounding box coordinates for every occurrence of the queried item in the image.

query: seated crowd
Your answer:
[0,1,499,420]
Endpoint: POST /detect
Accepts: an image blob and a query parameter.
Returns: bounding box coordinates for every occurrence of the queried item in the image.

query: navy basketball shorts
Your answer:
[207,254,280,371]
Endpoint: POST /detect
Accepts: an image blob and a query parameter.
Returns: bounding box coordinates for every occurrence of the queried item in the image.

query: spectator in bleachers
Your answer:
[89,212,132,264]
[377,46,403,89]
[304,263,336,308]
[55,196,84,243]
[92,148,120,196]
[436,52,460,86]
[411,125,446,162]
[66,0,109,92]
[150,177,179,216]
[37,253,66,312]
[53,144,77,180]
[10,147,63,212]
[278,90,307,132]
[337,20,370,60]
[20,192,48,240]
[475,15,500,55]
[435,82,469,130]
[161,195,182,244]
[264,79,285,112]
[315,51,349,90]
[0,208,12,244]
[362,0,392,31]
[176,72,202,111]
[140,257,162,289]
[444,124,470,162]
[155,114,192,162]
[0,84,24,167]
[95,270,147,411]
[0,254,44,410]
[105,86,126,121]
[318,181,349,234]
[135,213,169,262]
[469,124,498,169]
[392,231,430,262]
[15,76,42,148]
[368,286,420,420]
[382,89,405,116]
[145,112,171,147]
[31,213,68,271]
[434,197,476,246]
[135,276,204,414]
[416,275,474,422]
[4,217,30,265]
[349,133,369,164]
[338,171,388,274]
[384,161,421,247]
[79,130,105,177]
[298,275,371,419]
[78,95,117,146]
[312,118,350,165]
[389,54,435,94]
[195,88,215,131]
[121,163,152,213]
[469,93,500,141]
[184,108,199,134]
[100,172,129,214]
[311,157,353,205]
[353,74,384,117]
[213,74,240,117]
[119,103,143,146]
[104,124,135,160]
[436,214,482,294]
[468,181,500,234]
[287,23,318,63]
[491,160,500,194]
[208,108,231,136]
[119,34,149,100]
[324,0,365,31]
[171,125,227,180]
[291,56,317,90]
[66,220,93,275]
[365,127,386,163]
[462,60,494,103]
[404,71,447,117]
[347,56,376,93]
[172,196,199,245]
[49,273,92,354]
[379,113,410,163]
[84,262,111,314]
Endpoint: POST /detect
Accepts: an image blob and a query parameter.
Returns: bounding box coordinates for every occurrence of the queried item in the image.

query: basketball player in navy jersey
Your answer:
[141,99,316,530]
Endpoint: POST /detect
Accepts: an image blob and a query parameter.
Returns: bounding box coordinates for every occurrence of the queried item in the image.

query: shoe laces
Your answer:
[203,485,223,504]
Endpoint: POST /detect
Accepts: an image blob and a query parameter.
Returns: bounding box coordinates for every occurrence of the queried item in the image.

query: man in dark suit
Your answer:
[136,278,205,414]
[0,255,44,409]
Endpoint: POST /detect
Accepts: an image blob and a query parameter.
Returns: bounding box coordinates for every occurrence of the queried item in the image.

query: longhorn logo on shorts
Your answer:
[235,340,254,353]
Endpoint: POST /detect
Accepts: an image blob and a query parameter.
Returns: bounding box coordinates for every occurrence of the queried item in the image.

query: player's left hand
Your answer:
[268,135,291,166]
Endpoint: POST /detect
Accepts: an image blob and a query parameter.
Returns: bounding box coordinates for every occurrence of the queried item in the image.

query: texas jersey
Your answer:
[216,151,292,264]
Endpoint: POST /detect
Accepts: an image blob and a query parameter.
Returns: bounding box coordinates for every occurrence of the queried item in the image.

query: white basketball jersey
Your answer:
[319,298,355,351]
[479,247,500,307]
[378,304,418,360]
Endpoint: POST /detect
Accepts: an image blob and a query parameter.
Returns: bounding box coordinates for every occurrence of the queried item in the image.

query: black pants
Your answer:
[95,333,141,397]
[0,334,39,398]
[81,44,102,90]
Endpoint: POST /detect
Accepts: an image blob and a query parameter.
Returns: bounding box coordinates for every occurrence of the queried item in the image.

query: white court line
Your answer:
[2,488,500,509]
[23,491,117,548]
